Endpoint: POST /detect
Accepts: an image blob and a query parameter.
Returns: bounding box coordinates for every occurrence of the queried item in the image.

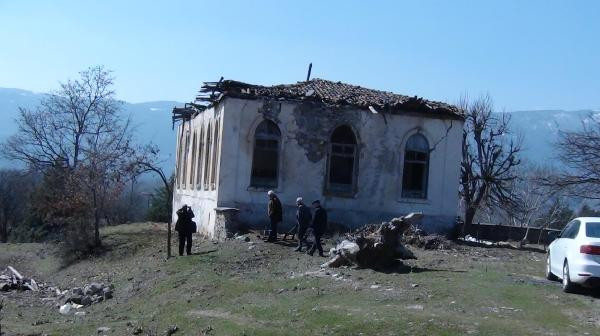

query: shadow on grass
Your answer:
[567,285,600,298]
[455,240,547,254]
[58,228,164,269]
[362,261,468,275]
[187,249,218,256]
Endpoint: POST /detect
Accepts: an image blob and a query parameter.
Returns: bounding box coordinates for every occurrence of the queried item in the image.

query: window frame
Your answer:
[401,133,430,200]
[250,119,281,189]
[189,130,198,188]
[181,128,191,190]
[325,125,359,197]
[195,125,204,190]
[210,118,220,190]
[203,123,212,190]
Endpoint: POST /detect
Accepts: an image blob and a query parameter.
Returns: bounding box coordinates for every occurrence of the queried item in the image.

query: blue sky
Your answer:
[1,0,599,111]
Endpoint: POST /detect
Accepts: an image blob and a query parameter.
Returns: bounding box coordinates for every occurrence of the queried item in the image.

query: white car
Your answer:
[546,217,600,292]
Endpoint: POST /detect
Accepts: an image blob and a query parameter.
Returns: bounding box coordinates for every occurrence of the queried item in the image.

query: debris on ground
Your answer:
[322,213,421,269]
[0,266,40,292]
[1,266,114,313]
[402,227,455,250]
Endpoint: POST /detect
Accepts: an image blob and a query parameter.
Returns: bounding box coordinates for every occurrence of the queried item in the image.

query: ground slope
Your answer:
[1,223,599,336]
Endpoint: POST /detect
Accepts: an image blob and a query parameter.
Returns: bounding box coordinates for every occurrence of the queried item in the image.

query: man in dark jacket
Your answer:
[294,197,312,252]
[308,200,327,257]
[266,190,282,242]
[175,205,195,256]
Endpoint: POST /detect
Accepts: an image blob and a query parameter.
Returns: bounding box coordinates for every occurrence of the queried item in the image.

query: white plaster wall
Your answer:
[216,97,464,233]
[172,104,224,237]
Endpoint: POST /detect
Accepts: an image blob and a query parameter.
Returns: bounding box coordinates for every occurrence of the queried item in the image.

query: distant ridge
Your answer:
[1,87,597,171]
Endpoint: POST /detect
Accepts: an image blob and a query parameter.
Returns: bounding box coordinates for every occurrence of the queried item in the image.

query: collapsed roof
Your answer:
[173,78,464,124]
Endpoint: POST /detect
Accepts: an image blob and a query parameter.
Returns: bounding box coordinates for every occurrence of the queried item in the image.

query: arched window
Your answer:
[195,126,204,189]
[181,128,190,189]
[176,127,185,190]
[189,131,197,188]
[402,133,429,199]
[203,123,212,189]
[250,120,281,188]
[210,119,220,189]
[327,125,358,193]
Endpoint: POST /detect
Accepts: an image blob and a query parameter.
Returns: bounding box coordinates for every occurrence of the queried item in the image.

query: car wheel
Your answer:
[546,254,558,281]
[562,261,576,293]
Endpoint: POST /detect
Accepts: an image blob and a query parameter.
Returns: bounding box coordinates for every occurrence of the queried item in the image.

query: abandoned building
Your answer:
[171,78,464,239]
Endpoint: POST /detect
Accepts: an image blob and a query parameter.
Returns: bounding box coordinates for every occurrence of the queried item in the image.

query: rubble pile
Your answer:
[0,266,40,292]
[322,213,421,269]
[61,282,114,307]
[402,227,455,250]
[0,266,114,314]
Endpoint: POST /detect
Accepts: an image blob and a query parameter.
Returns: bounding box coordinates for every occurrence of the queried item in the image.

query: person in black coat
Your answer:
[266,190,283,242]
[175,205,195,256]
[308,200,327,257]
[294,197,312,252]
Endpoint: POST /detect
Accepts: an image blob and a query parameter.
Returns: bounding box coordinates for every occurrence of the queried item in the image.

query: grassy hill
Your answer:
[1,223,599,335]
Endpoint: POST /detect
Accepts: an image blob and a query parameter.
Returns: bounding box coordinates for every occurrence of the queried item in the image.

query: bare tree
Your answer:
[503,165,562,246]
[459,95,522,233]
[551,116,600,198]
[1,66,135,246]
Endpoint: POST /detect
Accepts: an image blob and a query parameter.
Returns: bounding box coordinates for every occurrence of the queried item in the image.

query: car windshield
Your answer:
[586,222,600,238]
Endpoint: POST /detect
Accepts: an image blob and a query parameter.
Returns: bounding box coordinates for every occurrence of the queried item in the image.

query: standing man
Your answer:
[267,190,282,242]
[308,200,327,257]
[175,205,195,256]
[294,197,312,252]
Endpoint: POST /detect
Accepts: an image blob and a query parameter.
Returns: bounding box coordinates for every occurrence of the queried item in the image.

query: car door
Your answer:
[552,221,574,275]
[563,220,581,263]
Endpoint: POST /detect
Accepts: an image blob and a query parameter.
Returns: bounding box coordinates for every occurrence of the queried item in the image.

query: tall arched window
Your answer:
[402,133,429,199]
[328,125,358,193]
[203,123,212,189]
[189,131,197,188]
[195,126,204,189]
[210,119,220,189]
[250,120,281,188]
[181,129,190,189]
[176,127,185,190]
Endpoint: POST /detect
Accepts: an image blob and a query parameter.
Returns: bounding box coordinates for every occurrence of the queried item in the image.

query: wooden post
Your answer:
[167,220,172,258]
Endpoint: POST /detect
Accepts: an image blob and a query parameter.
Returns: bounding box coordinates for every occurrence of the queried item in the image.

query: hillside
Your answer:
[1,222,599,335]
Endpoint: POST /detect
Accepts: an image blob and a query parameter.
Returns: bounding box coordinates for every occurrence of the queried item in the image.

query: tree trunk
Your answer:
[94,208,101,246]
[0,217,7,243]
[92,189,101,246]
[167,220,172,258]
[463,207,476,236]
[520,225,531,248]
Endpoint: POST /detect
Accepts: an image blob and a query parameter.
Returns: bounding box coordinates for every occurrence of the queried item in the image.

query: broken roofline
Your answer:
[172,78,465,123]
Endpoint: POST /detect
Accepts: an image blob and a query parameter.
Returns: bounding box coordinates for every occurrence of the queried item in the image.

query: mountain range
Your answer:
[0,87,180,172]
[1,87,596,172]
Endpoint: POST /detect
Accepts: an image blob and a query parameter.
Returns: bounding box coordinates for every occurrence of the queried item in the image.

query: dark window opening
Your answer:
[189,131,197,188]
[195,127,204,189]
[210,119,220,189]
[203,124,212,189]
[181,130,190,189]
[402,133,429,199]
[250,120,281,188]
[328,125,358,193]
